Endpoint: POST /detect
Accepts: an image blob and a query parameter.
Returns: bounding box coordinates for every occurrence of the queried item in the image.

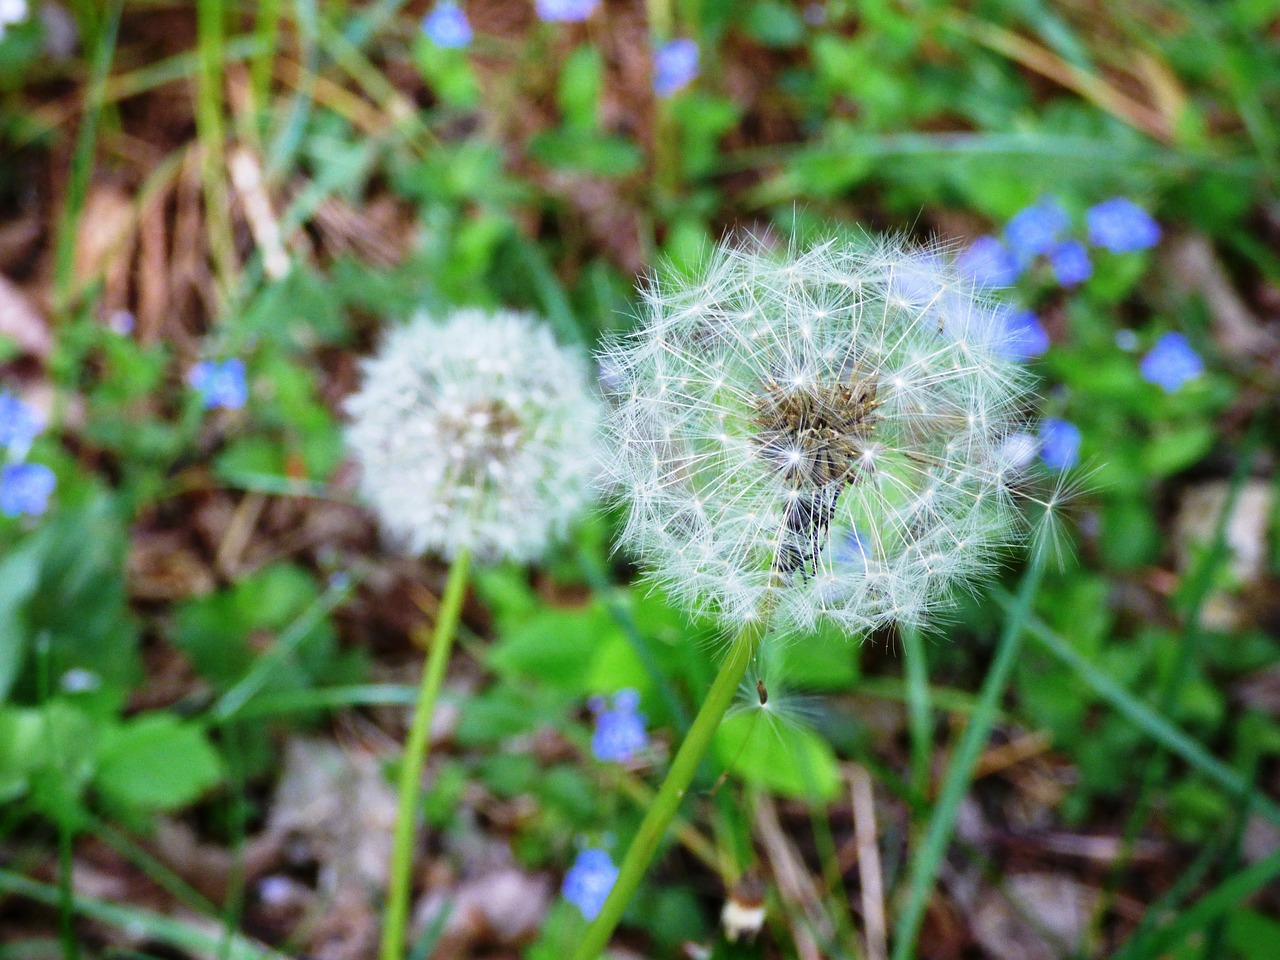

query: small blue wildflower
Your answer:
[1039,418,1081,470]
[0,0,28,40]
[654,39,699,97]
[1140,332,1203,392]
[534,0,599,22]
[421,2,472,48]
[1087,198,1160,253]
[1005,197,1069,260]
[189,358,248,410]
[108,310,135,335]
[562,849,618,921]
[995,308,1050,361]
[1049,240,1092,287]
[956,236,1020,287]
[0,391,42,459]
[1,462,55,517]
[60,668,101,694]
[590,689,648,763]
[1114,329,1139,352]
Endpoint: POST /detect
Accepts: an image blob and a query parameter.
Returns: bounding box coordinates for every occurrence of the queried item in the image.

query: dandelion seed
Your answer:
[563,848,618,921]
[600,234,1047,636]
[0,462,55,517]
[344,309,598,563]
[1140,332,1203,392]
[421,2,472,48]
[188,358,248,410]
[1087,198,1161,253]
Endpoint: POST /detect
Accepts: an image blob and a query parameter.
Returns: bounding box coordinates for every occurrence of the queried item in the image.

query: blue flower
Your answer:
[654,39,699,97]
[1039,418,1081,470]
[563,849,618,921]
[421,3,472,48]
[1,462,55,517]
[1005,197,1069,260]
[590,689,648,763]
[0,391,42,459]
[1048,240,1092,287]
[956,236,1020,287]
[1140,332,1203,392]
[534,0,599,22]
[1087,198,1160,253]
[995,308,1050,361]
[189,358,248,410]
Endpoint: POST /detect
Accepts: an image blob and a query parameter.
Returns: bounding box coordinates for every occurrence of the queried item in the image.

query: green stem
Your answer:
[902,623,933,807]
[890,563,1044,960]
[380,549,472,960]
[572,614,768,960]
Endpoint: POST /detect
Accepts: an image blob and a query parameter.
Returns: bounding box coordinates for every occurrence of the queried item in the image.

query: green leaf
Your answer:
[1142,423,1215,476]
[489,604,623,694]
[0,538,42,700]
[95,714,223,811]
[558,46,602,130]
[527,129,644,178]
[743,1,806,47]
[712,711,840,800]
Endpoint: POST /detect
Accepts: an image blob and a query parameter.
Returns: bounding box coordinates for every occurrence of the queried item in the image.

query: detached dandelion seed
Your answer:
[348,308,600,960]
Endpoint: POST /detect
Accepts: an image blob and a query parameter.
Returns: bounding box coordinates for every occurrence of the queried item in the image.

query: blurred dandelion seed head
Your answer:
[344,309,599,564]
[599,234,1051,636]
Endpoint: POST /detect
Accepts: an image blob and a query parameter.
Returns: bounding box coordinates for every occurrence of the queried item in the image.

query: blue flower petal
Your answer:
[1140,332,1203,392]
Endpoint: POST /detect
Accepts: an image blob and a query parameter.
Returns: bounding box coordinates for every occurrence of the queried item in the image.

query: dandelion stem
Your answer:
[572,612,770,960]
[381,548,472,960]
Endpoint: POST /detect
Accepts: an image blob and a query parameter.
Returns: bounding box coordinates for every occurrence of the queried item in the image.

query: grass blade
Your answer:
[890,562,1044,960]
[0,870,283,960]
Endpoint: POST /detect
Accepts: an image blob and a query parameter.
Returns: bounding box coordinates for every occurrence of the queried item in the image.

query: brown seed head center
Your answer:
[440,399,523,475]
[750,374,881,489]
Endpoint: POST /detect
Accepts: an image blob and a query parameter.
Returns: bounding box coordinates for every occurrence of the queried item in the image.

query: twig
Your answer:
[849,765,888,960]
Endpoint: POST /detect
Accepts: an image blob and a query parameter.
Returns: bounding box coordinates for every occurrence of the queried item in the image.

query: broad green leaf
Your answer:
[712,711,840,800]
[95,714,223,811]
[0,539,42,700]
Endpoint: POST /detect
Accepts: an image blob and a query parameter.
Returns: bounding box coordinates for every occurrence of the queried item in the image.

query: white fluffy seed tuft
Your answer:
[599,234,1049,636]
[344,309,599,563]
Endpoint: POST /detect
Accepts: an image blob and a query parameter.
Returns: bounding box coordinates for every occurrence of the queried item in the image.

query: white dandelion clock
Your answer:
[600,234,1046,637]
[344,308,599,564]
[348,308,600,960]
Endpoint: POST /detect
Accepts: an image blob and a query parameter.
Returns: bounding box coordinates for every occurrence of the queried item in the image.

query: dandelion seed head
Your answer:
[600,234,1048,635]
[344,309,598,563]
